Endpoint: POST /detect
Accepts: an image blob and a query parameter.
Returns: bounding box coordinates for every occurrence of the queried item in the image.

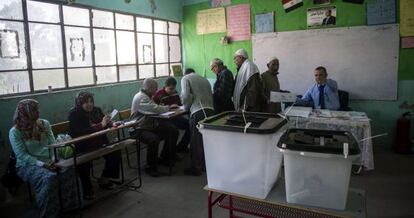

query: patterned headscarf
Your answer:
[75,91,101,123]
[75,91,94,109]
[13,99,46,140]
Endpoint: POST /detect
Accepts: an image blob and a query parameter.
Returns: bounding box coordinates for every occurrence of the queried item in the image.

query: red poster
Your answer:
[226,4,251,41]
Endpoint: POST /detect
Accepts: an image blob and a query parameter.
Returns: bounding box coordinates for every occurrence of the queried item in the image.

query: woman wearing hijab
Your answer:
[68,91,121,200]
[9,99,77,218]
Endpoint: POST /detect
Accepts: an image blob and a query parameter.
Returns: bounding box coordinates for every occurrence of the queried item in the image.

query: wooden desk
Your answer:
[47,121,141,210]
[205,181,366,218]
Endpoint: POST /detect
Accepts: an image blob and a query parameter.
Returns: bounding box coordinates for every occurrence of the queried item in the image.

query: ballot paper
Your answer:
[284,106,312,118]
[331,111,351,119]
[314,109,332,118]
[160,111,175,117]
[110,109,118,120]
[270,91,297,103]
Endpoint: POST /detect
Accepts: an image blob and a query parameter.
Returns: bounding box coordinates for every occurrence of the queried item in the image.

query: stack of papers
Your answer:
[284,106,312,118]
[160,111,175,117]
[331,111,352,119]
[314,109,332,118]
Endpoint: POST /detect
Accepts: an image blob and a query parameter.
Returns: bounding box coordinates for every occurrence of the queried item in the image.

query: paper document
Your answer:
[160,111,175,117]
[284,106,312,118]
[314,109,332,118]
[110,109,118,120]
[270,91,297,103]
[331,111,351,119]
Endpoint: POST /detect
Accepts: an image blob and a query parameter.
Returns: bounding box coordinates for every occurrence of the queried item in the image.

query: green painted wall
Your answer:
[183,0,414,146]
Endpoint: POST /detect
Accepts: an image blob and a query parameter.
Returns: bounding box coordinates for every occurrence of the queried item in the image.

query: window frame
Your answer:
[0,0,182,97]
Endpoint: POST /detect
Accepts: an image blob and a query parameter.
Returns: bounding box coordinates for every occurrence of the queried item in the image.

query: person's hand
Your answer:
[44,162,59,172]
[101,115,111,127]
[112,121,123,127]
[169,104,179,110]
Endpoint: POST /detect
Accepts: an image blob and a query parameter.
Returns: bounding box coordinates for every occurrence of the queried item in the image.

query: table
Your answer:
[205,181,366,218]
[47,121,141,210]
[287,112,374,171]
[149,108,188,119]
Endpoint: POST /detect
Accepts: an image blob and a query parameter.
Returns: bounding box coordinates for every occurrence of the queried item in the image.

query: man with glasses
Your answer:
[210,58,235,113]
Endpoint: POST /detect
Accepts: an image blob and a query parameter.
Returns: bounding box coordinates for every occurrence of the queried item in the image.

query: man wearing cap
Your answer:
[210,58,234,113]
[233,49,265,112]
[262,57,282,114]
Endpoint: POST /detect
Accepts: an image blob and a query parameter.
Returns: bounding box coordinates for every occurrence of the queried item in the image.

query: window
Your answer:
[0,0,182,96]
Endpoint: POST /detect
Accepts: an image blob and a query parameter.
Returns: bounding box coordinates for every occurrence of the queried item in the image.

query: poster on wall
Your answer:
[211,0,231,8]
[307,6,336,28]
[0,29,20,59]
[196,7,227,35]
[255,12,274,33]
[227,4,251,41]
[367,0,396,25]
[400,0,414,37]
[282,0,303,13]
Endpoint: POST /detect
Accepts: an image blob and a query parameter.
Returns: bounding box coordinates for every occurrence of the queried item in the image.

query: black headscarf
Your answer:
[74,91,102,124]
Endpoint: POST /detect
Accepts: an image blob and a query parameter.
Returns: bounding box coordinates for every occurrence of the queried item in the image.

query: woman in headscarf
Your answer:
[9,99,77,218]
[68,91,121,200]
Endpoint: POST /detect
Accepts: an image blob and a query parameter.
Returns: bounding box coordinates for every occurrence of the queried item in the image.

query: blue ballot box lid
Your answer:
[277,128,361,155]
[199,111,287,134]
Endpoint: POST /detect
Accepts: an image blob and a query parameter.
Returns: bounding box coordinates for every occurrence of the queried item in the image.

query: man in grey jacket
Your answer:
[131,78,179,177]
[181,68,215,176]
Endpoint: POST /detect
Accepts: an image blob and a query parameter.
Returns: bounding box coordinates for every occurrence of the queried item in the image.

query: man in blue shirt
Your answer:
[297,66,340,110]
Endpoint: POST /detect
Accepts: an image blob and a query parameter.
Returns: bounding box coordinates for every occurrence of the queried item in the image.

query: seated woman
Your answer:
[68,91,121,200]
[9,99,77,218]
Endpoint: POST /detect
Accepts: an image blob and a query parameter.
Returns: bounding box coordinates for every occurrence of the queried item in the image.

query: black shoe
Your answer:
[145,167,160,177]
[159,158,175,167]
[184,167,202,176]
[172,154,183,162]
[83,191,95,200]
[176,145,189,153]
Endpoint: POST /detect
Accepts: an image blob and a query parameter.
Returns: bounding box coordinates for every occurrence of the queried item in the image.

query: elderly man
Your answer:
[131,78,179,177]
[262,57,281,114]
[233,49,264,112]
[297,66,340,110]
[181,68,214,176]
[210,58,234,113]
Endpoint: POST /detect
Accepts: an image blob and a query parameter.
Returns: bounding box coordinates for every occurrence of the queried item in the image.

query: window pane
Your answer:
[96,66,117,84]
[29,23,63,68]
[92,10,114,28]
[156,64,168,77]
[0,71,30,95]
[115,13,134,30]
[0,21,27,70]
[116,31,136,64]
[136,17,152,32]
[154,34,168,63]
[139,65,154,79]
[137,33,153,64]
[33,69,65,90]
[169,36,181,62]
[168,22,179,35]
[63,6,90,27]
[0,0,23,20]
[27,1,59,23]
[119,65,137,81]
[154,20,167,33]
[68,68,94,87]
[65,26,92,67]
[93,29,116,65]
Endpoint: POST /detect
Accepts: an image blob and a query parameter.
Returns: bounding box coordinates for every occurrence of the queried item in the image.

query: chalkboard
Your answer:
[252,24,399,100]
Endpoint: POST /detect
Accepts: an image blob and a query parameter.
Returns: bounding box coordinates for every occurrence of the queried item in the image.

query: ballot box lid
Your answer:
[199,111,287,134]
[277,128,360,155]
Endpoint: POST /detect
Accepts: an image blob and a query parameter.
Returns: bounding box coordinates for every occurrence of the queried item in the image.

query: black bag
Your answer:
[1,154,23,195]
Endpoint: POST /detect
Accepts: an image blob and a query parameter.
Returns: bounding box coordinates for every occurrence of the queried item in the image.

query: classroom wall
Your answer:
[183,0,414,147]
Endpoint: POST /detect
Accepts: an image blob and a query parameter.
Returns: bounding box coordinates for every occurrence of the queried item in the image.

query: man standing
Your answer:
[153,77,190,153]
[181,68,214,176]
[233,49,264,112]
[131,78,179,177]
[297,66,340,110]
[262,57,281,114]
[210,58,234,113]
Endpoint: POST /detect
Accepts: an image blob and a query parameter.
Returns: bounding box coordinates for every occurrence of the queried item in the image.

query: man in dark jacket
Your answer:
[210,58,234,113]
